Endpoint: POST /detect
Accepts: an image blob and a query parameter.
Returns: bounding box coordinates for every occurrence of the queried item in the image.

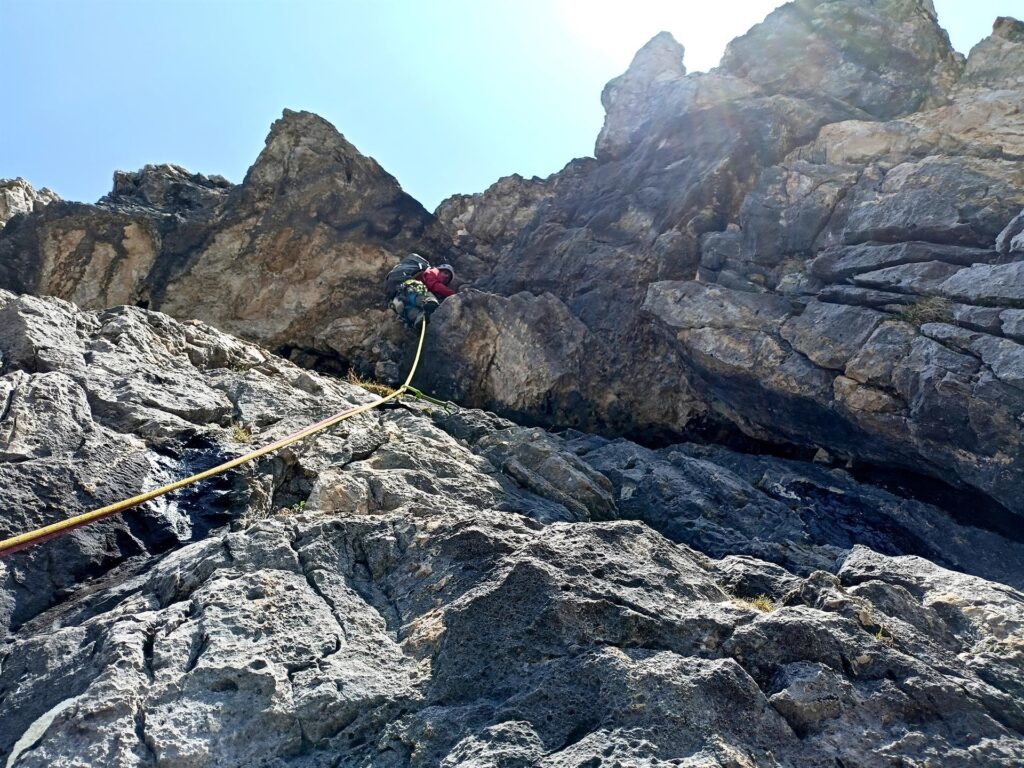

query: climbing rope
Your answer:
[0,321,430,557]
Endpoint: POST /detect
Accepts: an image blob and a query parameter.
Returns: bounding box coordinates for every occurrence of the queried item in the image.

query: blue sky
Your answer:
[2,0,1018,211]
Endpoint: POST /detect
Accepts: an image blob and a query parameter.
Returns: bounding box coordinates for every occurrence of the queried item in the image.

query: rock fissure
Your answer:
[133,703,158,767]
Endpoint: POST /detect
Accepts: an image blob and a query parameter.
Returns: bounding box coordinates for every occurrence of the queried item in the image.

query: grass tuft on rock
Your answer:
[896,296,954,327]
[230,424,252,444]
[725,588,777,613]
[346,370,396,398]
[746,594,777,613]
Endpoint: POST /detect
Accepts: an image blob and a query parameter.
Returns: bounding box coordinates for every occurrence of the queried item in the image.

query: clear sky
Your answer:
[2,0,1018,211]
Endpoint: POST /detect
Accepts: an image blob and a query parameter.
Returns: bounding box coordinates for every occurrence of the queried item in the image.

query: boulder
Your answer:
[851,260,965,295]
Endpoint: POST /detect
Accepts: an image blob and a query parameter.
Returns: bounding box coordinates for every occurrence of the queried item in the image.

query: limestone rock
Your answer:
[420,289,707,439]
[829,156,1024,247]
[719,0,962,119]
[997,209,1024,255]
[939,261,1024,306]
[736,161,862,268]
[102,164,232,214]
[0,110,449,370]
[1,292,1023,765]
[962,16,1024,90]
[0,179,59,229]
[597,31,687,160]
[851,260,965,295]
[809,241,998,282]
[5,2,1024,523]
[780,301,884,371]
[6,3,1024,762]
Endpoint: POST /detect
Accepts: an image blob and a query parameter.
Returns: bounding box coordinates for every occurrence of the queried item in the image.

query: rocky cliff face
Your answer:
[426,6,1024,524]
[3,5,1024,762]
[0,179,59,229]
[1,291,1023,766]
[5,5,1023,524]
[0,111,447,376]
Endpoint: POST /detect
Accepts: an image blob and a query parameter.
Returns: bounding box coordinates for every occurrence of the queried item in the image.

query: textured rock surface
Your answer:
[0,111,447,372]
[1,292,1023,766]
[3,6,1024,522]
[424,5,1024,521]
[718,0,963,119]
[6,4,1024,765]
[0,179,59,229]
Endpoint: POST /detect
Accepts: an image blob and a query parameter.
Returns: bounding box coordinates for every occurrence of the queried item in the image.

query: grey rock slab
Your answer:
[473,427,617,521]
[16,510,1007,767]
[852,260,966,295]
[816,284,918,309]
[940,260,1024,306]
[844,321,922,387]
[919,322,1024,393]
[953,304,1005,334]
[809,241,999,282]
[970,334,1024,390]
[996,209,1024,255]
[643,281,792,331]
[698,229,743,271]
[738,161,862,266]
[1001,309,1024,342]
[834,156,1024,247]
[780,301,885,370]
[0,291,1023,765]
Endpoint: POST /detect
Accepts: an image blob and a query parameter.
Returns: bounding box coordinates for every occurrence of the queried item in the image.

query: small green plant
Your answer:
[346,370,396,398]
[723,586,777,613]
[282,499,307,516]
[746,594,776,613]
[780,257,807,275]
[874,626,894,646]
[896,296,954,327]
[230,424,252,444]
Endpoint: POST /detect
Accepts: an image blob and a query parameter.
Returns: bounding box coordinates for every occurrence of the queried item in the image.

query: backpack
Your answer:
[385,253,431,299]
[390,278,439,328]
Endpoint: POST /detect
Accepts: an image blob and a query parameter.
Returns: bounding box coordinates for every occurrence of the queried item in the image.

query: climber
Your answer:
[418,264,456,300]
[385,254,456,328]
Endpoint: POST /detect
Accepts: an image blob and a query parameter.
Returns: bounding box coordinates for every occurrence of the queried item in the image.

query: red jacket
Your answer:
[417,267,455,299]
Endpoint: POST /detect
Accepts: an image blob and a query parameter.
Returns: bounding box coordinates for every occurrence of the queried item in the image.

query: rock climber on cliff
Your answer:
[385,253,456,328]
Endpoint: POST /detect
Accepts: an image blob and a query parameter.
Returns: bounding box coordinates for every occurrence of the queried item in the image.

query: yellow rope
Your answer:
[0,320,429,557]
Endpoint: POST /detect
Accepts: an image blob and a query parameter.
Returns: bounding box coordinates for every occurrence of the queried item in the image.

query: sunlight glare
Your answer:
[552,0,788,73]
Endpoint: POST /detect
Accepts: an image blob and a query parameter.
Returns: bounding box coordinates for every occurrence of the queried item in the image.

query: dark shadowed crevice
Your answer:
[849,461,1024,542]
